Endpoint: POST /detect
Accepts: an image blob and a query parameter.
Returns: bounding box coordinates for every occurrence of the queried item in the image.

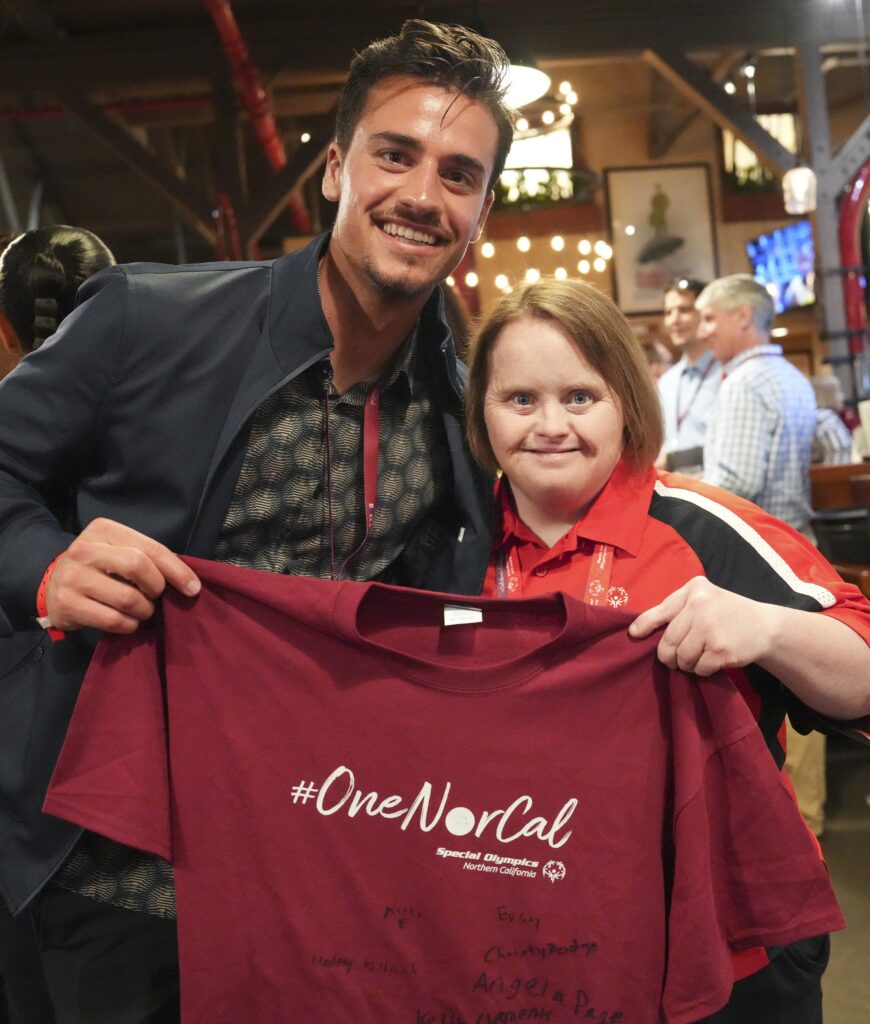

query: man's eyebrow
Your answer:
[369,131,421,151]
[368,132,487,180]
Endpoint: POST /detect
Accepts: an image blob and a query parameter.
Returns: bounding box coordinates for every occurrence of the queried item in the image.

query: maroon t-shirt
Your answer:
[44,558,844,1024]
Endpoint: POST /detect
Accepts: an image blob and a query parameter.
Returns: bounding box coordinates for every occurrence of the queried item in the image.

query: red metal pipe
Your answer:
[202,0,311,234]
[213,191,243,261]
[838,159,870,365]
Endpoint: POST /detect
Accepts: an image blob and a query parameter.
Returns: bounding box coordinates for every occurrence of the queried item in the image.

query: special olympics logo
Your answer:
[606,586,628,608]
[587,580,605,598]
[542,860,566,884]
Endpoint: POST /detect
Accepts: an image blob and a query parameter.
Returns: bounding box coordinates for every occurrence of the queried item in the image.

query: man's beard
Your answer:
[361,248,447,301]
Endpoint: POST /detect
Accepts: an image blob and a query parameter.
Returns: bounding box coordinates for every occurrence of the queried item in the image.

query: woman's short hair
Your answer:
[696,274,775,334]
[0,225,115,352]
[466,278,664,474]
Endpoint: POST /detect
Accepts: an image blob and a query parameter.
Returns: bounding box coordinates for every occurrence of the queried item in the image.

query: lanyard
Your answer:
[362,384,381,531]
[494,541,614,605]
[675,358,715,431]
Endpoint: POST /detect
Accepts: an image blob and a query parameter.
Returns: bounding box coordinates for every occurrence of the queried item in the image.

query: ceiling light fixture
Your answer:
[503,59,551,108]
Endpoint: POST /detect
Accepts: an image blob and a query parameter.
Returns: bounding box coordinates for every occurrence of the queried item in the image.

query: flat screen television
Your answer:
[745,219,815,314]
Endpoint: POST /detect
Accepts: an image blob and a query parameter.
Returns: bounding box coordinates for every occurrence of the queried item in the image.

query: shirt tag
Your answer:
[443,604,483,627]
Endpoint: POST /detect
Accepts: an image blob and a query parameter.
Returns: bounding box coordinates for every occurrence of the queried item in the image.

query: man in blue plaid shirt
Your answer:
[697,274,816,535]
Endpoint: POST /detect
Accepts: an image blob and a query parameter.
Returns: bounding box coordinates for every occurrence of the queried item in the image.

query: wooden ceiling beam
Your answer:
[238,114,334,246]
[0,0,64,42]
[0,0,864,99]
[60,95,216,244]
[643,46,797,175]
[1,0,216,244]
[648,49,746,160]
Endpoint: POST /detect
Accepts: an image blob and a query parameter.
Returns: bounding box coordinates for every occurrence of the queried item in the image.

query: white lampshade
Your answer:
[504,63,551,108]
[783,166,817,215]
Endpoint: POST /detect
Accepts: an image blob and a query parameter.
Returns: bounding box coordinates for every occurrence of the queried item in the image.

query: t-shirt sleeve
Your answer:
[42,615,172,861]
[662,671,845,1023]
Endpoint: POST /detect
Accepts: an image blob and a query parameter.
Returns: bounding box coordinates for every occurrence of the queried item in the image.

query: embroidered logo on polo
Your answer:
[290,765,577,850]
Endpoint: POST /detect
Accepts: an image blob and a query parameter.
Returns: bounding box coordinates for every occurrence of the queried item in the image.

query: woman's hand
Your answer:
[629,575,870,718]
[628,576,770,676]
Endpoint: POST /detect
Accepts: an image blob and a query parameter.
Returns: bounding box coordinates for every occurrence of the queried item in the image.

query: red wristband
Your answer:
[36,554,66,642]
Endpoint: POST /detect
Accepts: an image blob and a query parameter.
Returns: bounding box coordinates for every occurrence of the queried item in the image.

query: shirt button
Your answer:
[533,566,549,577]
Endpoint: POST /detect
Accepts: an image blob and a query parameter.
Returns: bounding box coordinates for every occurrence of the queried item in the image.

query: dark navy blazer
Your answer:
[0,235,493,912]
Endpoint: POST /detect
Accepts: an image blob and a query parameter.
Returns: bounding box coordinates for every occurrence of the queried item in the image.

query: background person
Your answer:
[464,277,870,1024]
[0,226,115,376]
[656,276,720,472]
[641,337,673,381]
[0,225,114,1024]
[697,273,816,536]
[0,21,513,1022]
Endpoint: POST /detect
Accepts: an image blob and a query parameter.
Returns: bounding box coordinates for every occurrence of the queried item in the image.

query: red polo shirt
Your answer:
[484,458,870,980]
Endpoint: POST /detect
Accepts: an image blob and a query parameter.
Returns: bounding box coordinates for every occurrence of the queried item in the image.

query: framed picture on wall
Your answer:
[604,163,718,315]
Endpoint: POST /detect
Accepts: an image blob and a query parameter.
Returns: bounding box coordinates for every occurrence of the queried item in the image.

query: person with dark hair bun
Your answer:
[0,225,115,374]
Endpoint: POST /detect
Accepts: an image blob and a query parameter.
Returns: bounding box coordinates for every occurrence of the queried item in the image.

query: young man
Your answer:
[697,273,816,535]
[657,276,720,471]
[0,20,513,1021]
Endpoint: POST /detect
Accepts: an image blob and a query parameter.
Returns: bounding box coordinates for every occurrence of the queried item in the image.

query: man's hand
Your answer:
[628,576,772,676]
[45,518,201,634]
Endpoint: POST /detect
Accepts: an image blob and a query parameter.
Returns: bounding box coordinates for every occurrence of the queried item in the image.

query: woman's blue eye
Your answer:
[512,393,533,406]
[570,392,591,406]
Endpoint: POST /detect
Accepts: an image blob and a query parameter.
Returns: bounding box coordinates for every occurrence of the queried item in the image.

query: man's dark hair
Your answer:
[665,277,708,300]
[335,19,515,192]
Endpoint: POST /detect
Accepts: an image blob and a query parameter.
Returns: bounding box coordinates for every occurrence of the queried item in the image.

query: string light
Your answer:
[517,236,531,252]
[541,110,555,126]
[558,81,572,95]
[724,81,736,95]
[516,117,529,132]
[524,268,541,284]
[300,132,311,143]
[481,241,496,258]
[578,239,592,255]
[578,259,591,275]
[625,225,636,236]
[593,257,607,273]
[465,272,479,288]
[495,274,509,290]
[593,241,612,259]
[445,276,455,287]
[551,236,565,251]
[554,267,568,280]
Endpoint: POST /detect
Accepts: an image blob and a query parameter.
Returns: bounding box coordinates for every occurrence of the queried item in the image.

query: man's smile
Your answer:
[379,221,442,246]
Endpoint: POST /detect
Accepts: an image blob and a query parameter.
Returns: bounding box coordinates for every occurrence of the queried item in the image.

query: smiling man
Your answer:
[0,20,514,1021]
